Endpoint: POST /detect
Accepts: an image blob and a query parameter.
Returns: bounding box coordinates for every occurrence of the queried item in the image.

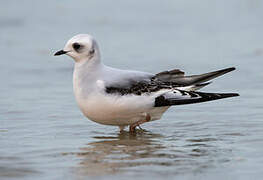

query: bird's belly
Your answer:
[80,103,146,126]
[82,105,145,126]
[75,93,167,126]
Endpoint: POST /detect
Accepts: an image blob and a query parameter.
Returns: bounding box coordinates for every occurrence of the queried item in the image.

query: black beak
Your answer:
[54,50,67,56]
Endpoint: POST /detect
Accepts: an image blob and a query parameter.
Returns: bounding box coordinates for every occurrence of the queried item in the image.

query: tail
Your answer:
[154,90,239,107]
[155,67,236,86]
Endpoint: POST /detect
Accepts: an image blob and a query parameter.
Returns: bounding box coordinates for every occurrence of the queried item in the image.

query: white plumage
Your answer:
[54,34,239,132]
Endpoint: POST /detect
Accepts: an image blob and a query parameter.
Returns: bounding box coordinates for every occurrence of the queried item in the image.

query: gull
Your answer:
[54,34,239,132]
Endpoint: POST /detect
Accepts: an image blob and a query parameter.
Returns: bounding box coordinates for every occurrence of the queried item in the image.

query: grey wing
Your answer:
[154,67,236,86]
[105,67,238,96]
[153,67,239,106]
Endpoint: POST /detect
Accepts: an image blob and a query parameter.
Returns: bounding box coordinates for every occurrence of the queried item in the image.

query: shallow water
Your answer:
[1,0,263,179]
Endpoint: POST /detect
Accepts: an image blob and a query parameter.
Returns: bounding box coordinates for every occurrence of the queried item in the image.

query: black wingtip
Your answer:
[227,93,239,97]
[154,91,240,107]
[216,92,239,99]
[227,67,236,72]
[218,67,236,74]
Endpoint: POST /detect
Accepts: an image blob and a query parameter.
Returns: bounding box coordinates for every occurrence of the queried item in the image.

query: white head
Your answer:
[54,34,100,63]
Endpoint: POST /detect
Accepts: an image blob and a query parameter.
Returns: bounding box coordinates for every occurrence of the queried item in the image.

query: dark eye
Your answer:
[72,43,82,51]
[90,49,95,54]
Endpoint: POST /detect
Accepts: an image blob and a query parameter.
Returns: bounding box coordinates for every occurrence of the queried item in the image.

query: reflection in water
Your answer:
[72,130,231,177]
[75,131,165,175]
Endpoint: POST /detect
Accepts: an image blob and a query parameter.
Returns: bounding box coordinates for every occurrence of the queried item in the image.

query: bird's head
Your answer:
[54,34,100,63]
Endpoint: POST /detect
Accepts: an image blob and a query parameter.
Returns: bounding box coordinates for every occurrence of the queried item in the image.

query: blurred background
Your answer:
[0,0,262,180]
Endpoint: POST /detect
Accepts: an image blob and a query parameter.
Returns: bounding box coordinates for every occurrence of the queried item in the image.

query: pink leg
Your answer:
[129,114,151,133]
[119,125,125,132]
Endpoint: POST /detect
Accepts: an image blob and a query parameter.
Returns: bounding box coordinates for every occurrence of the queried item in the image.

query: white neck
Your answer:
[73,54,104,99]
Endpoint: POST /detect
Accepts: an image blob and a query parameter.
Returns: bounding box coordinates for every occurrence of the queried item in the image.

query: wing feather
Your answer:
[105,67,237,96]
[154,90,239,107]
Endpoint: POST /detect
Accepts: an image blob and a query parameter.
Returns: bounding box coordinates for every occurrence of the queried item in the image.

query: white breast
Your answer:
[73,63,170,126]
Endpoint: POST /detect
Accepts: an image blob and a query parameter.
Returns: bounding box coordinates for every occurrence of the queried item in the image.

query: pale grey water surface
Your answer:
[1,0,263,179]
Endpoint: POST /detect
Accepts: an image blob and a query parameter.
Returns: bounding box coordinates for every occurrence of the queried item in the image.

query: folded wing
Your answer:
[155,90,239,107]
[154,67,236,86]
[105,67,238,100]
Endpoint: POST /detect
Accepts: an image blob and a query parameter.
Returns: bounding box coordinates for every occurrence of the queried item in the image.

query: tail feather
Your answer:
[154,90,239,107]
